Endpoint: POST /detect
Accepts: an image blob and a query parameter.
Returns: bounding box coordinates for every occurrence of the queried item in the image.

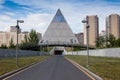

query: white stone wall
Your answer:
[67,48,120,58]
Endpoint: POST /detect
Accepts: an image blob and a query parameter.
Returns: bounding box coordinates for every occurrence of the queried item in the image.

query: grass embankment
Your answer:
[66,55,120,80]
[0,56,50,75]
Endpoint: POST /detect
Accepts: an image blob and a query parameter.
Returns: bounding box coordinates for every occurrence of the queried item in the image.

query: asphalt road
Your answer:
[4,56,93,80]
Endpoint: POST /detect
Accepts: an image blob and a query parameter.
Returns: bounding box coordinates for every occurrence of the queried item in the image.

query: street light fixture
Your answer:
[16,20,24,67]
[82,19,90,67]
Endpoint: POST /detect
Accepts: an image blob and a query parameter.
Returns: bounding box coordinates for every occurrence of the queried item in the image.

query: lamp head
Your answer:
[17,20,24,23]
[82,20,88,23]
[16,25,19,29]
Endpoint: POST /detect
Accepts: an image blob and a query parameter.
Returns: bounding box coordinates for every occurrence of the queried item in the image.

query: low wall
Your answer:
[0,49,48,58]
[67,48,120,58]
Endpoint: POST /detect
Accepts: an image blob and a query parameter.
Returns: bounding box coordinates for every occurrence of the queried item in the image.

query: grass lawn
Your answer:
[0,56,50,75]
[66,55,120,80]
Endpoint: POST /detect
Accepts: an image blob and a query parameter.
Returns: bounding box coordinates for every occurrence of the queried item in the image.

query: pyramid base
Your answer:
[49,46,67,55]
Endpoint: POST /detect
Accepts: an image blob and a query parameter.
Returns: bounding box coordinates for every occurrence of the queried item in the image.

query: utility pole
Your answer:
[16,20,24,67]
[82,19,90,67]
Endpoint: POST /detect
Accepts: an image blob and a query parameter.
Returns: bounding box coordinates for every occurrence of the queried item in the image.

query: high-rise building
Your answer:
[106,14,120,39]
[10,26,21,33]
[84,15,99,46]
[75,33,84,45]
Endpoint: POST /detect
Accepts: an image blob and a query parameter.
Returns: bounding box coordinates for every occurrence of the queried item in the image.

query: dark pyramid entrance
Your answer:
[54,50,63,55]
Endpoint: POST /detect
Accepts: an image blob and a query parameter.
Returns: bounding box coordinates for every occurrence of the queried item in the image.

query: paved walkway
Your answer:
[4,56,93,80]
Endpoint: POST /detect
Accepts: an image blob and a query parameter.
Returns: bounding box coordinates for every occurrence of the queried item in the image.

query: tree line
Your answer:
[95,34,120,48]
[0,29,40,51]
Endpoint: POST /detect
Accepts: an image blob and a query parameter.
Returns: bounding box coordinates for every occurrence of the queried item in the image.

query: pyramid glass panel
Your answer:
[52,9,66,23]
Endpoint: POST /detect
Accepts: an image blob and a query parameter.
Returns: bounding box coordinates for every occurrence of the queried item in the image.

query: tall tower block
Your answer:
[84,15,99,46]
[106,14,120,39]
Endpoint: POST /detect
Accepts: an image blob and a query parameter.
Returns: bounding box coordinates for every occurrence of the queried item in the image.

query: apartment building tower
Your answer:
[106,14,120,39]
[84,15,99,46]
[75,33,84,45]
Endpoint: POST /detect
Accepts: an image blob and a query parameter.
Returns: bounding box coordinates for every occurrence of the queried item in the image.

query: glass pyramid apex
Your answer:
[52,9,66,22]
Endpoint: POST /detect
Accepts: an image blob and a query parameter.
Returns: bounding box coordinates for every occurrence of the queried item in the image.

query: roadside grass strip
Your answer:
[0,56,50,75]
[66,55,120,80]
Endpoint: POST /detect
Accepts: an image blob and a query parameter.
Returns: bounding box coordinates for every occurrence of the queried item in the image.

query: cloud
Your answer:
[48,1,120,33]
[0,14,16,31]
[0,12,53,35]
[1,0,120,35]
[0,0,4,9]
[19,13,53,35]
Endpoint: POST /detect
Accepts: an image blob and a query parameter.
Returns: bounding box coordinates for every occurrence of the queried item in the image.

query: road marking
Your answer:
[74,63,96,80]
[3,59,48,80]
[65,57,96,80]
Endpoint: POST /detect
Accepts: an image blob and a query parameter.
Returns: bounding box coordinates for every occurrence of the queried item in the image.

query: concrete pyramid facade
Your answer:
[42,9,79,44]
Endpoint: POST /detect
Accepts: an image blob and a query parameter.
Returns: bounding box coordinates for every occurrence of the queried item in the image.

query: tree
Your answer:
[20,29,39,51]
[9,38,15,49]
[107,34,116,47]
[96,34,120,48]
[95,36,105,48]
[0,44,7,49]
[24,34,28,43]
[116,38,120,47]
[28,29,39,44]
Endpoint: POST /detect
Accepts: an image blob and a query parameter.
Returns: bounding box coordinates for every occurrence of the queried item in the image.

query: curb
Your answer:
[0,57,50,80]
[0,63,35,80]
[65,57,103,80]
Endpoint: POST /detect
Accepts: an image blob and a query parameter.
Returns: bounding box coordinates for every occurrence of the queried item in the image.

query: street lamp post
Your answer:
[40,40,44,53]
[70,39,73,55]
[82,19,90,67]
[16,20,24,67]
[46,40,49,52]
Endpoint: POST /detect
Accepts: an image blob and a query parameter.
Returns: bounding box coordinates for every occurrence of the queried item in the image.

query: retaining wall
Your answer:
[0,49,48,58]
[67,48,120,58]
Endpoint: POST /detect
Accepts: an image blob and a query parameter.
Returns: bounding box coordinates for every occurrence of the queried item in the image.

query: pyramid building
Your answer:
[42,9,79,44]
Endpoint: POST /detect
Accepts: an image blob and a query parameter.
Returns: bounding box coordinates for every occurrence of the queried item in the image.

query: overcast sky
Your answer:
[0,0,120,35]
